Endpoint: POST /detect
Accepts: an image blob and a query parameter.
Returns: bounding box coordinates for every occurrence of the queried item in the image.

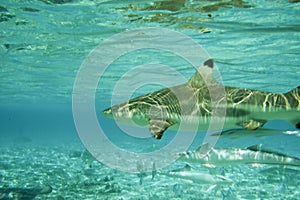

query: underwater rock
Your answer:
[289,0,300,2]
[0,185,52,200]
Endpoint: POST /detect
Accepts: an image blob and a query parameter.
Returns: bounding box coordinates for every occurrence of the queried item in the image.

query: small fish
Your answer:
[164,170,233,185]
[152,162,157,180]
[178,143,300,167]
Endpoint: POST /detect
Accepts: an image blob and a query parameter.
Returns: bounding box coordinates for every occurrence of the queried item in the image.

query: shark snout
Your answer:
[102,107,113,117]
[101,104,133,119]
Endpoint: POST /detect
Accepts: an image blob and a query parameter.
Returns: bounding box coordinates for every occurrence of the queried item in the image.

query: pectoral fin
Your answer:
[149,118,175,139]
[237,119,267,130]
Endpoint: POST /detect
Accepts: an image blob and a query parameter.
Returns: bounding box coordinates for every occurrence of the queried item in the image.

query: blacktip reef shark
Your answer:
[161,164,233,185]
[102,59,300,139]
[212,127,300,140]
[178,143,300,167]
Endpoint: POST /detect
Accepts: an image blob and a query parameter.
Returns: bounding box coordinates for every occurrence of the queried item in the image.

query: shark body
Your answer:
[164,171,232,185]
[178,144,300,167]
[160,164,232,185]
[102,59,300,139]
[212,128,300,140]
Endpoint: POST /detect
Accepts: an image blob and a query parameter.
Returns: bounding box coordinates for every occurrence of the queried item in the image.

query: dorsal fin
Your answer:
[246,144,262,151]
[188,59,215,88]
[183,164,192,171]
[196,143,210,152]
[171,164,192,172]
[204,59,214,68]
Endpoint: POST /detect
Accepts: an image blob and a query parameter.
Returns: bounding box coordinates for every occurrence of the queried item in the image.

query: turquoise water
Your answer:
[1,0,300,199]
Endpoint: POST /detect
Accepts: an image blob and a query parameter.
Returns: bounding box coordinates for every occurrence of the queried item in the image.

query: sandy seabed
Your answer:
[0,142,300,200]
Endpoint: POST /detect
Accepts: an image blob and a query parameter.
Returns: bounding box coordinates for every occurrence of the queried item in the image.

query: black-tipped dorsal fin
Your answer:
[204,59,214,68]
[188,59,215,88]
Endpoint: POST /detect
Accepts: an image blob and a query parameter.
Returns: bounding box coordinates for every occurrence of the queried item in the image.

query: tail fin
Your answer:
[285,86,300,129]
[284,85,300,106]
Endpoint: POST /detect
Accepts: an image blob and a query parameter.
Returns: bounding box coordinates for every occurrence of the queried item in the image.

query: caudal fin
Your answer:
[285,86,300,129]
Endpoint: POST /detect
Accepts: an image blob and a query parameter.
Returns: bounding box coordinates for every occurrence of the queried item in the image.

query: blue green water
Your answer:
[1,0,300,199]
